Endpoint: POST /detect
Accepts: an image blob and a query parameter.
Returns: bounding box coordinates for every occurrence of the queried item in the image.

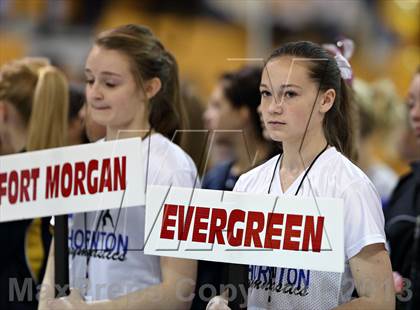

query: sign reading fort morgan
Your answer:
[0,138,144,222]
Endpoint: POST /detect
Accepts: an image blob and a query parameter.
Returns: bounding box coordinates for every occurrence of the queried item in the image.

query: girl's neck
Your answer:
[106,126,152,141]
[281,128,328,172]
[106,109,151,141]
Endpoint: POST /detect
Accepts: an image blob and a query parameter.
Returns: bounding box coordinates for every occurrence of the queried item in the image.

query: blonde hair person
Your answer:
[0,58,68,152]
[353,78,404,207]
[0,58,69,310]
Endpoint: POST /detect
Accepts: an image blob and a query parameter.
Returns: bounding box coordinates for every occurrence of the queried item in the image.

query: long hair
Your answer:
[0,58,69,151]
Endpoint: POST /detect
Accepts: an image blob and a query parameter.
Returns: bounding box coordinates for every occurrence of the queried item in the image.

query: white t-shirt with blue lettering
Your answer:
[233,147,386,310]
[68,133,198,301]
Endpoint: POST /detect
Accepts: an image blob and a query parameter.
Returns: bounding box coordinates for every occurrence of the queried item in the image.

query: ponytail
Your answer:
[148,50,189,145]
[26,66,69,151]
[323,78,357,161]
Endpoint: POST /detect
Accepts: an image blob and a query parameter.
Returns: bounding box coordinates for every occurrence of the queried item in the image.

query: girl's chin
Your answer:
[267,132,286,142]
[90,114,112,127]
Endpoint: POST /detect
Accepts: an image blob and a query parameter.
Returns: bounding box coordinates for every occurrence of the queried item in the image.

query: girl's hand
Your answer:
[392,271,404,294]
[206,290,231,310]
[48,288,88,310]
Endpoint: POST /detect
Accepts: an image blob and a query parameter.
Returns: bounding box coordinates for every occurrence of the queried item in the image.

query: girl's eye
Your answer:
[284,90,297,98]
[260,90,271,97]
[407,98,414,109]
[105,82,116,88]
[85,79,94,85]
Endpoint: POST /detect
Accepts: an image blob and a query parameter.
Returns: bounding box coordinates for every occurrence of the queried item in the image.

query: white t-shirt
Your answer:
[233,147,386,310]
[68,133,198,301]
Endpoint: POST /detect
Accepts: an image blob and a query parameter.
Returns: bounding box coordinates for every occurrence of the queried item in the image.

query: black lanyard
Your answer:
[265,143,328,305]
[267,143,329,195]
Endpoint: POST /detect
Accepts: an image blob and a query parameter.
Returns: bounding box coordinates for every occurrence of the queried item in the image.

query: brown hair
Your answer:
[94,24,188,143]
[267,41,357,160]
[0,58,68,151]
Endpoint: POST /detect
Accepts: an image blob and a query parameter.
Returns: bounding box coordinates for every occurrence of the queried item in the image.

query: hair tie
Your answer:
[322,38,354,84]
[335,53,352,81]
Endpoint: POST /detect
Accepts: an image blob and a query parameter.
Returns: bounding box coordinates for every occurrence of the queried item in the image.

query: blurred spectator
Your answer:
[68,84,89,145]
[353,78,403,208]
[0,57,68,310]
[203,67,276,173]
[385,66,420,310]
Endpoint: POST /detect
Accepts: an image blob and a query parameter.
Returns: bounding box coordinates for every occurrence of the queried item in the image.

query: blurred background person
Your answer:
[0,57,68,310]
[385,66,420,310]
[67,84,89,145]
[353,78,404,208]
[202,66,276,190]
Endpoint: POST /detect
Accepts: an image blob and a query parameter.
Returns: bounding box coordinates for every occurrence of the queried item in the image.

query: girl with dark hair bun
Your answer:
[40,24,197,309]
[203,66,276,191]
[207,41,394,310]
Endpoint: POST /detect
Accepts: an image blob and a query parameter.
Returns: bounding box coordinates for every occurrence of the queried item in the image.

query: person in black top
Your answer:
[385,66,420,310]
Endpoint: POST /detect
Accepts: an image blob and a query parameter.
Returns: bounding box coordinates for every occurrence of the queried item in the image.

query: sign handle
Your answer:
[54,215,69,297]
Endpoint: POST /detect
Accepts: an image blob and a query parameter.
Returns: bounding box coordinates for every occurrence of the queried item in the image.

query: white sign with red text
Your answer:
[0,138,144,222]
[145,186,344,273]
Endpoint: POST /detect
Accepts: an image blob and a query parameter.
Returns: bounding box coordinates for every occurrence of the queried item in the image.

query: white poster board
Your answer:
[145,186,344,273]
[0,138,144,222]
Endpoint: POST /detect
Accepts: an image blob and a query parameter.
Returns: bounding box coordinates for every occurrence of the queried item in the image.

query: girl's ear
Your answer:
[144,77,162,100]
[319,89,336,114]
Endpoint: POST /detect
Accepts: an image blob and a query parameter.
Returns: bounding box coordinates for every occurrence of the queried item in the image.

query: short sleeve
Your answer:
[232,175,246,192]
[170,169,201,189]
[341,179,387,259]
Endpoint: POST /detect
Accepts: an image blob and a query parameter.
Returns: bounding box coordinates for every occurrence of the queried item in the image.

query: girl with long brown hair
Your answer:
[207,41,394,310]
[40,25,197,310]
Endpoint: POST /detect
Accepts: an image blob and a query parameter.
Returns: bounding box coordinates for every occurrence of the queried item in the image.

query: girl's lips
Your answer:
[267,121,286,129]
[92,105,110,110]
